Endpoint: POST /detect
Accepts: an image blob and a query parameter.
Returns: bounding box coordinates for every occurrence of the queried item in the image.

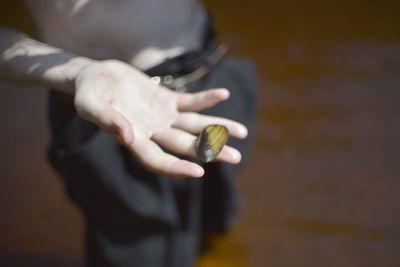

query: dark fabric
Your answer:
[47,56,256,267]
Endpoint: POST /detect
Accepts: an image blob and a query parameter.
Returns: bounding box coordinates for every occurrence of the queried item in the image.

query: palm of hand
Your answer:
[74,60,247,178]
[120,80,178,139]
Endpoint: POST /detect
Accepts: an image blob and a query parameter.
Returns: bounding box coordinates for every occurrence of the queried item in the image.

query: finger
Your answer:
[152,128,195,156]
[152,128,241,164]
[130,135,204,178]
[176,88,230,112]
[217,146,242,164]
[172,112,248,139]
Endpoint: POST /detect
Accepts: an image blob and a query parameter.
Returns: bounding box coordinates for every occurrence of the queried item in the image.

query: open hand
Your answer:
[73,60,248,178]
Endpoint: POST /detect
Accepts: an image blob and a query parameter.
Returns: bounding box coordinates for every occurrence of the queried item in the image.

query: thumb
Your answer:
[75,98,134,145]
[101,108,134,146]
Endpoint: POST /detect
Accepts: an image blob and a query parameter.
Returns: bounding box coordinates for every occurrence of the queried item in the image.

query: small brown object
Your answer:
[195,124,229,163]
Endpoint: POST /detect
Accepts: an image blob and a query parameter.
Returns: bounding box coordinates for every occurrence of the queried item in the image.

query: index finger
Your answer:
[176,88,230,112]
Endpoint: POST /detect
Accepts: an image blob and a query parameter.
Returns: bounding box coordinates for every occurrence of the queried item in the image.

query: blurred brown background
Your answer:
[1,0,400,266]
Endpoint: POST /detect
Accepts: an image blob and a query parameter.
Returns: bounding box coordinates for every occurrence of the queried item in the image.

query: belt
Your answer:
[148,43,229,92]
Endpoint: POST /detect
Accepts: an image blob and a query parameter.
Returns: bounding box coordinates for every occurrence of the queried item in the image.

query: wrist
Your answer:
[47,56,96,95]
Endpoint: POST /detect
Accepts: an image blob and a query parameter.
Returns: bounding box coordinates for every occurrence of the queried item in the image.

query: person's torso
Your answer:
[23,0,207,69]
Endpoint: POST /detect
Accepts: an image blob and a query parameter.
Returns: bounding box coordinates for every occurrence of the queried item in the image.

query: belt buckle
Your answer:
[150,43,229,92]
[150,75,187,92]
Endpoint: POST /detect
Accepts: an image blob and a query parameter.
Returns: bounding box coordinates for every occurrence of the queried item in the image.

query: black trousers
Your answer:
[47,56,257,267]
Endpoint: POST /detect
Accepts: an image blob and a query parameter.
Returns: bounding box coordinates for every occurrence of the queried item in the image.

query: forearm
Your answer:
[0,26,94,94]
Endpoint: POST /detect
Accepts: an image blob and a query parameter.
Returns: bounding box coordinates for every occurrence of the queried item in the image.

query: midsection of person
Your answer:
[23,0,207,70]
